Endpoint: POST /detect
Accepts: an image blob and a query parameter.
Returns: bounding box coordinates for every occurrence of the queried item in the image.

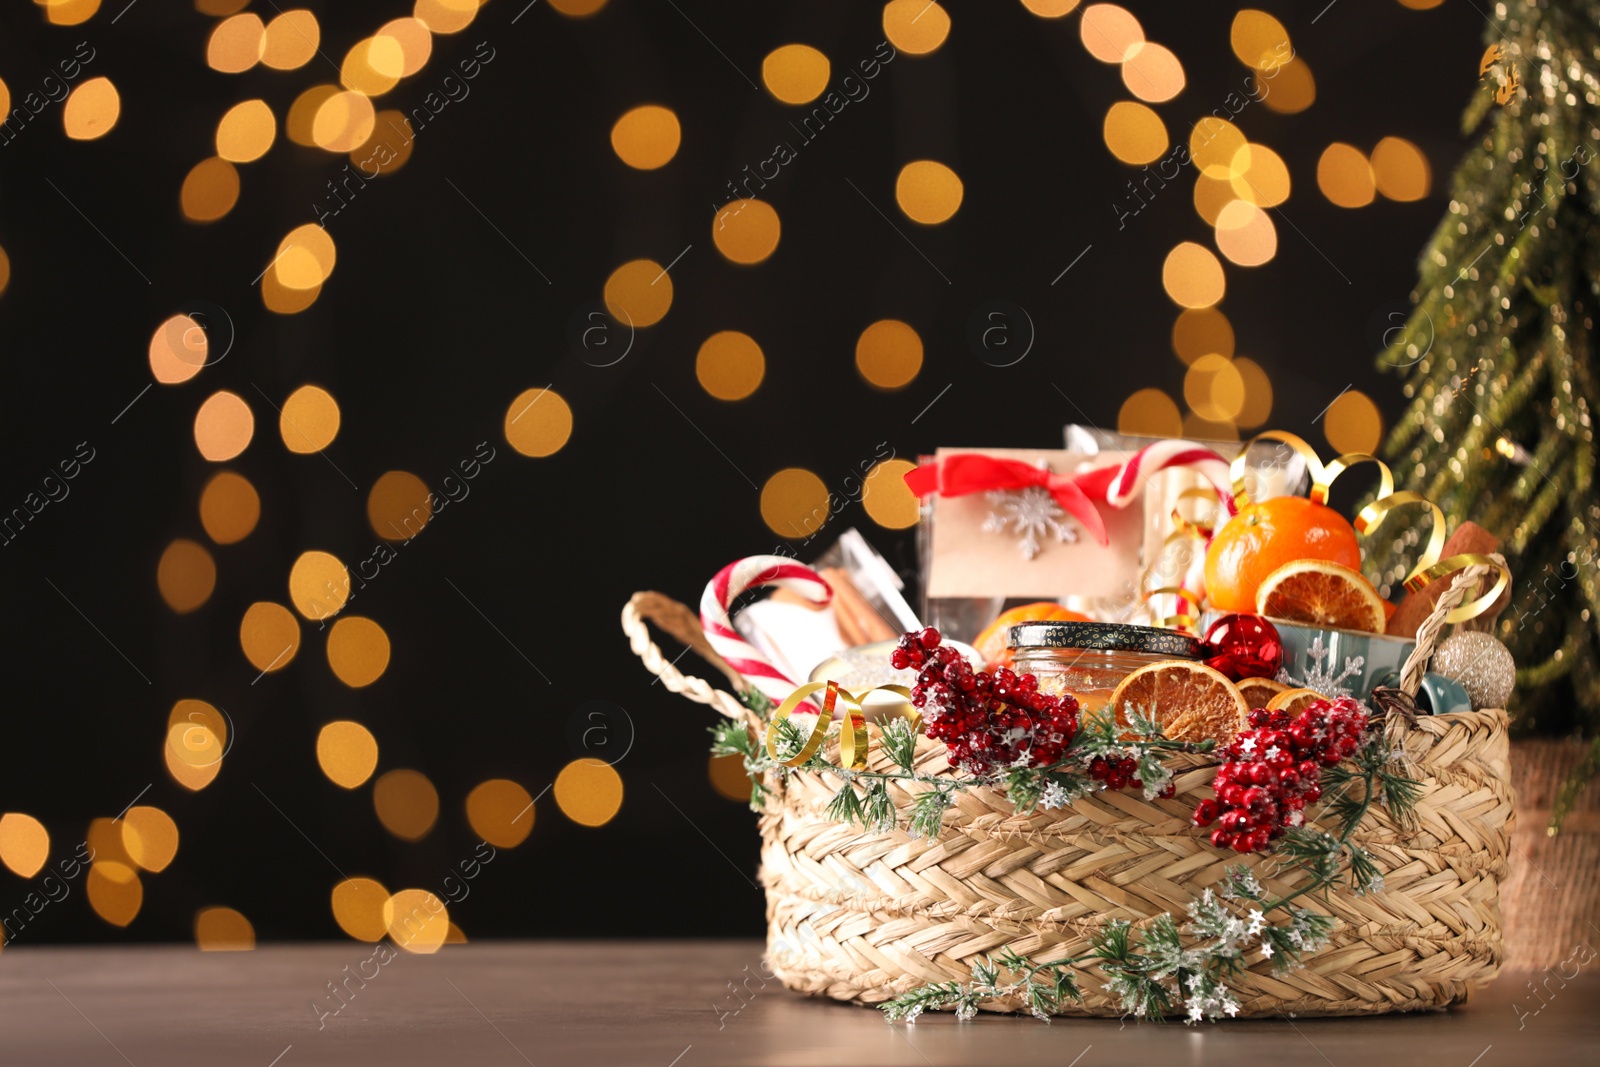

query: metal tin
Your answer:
[1007,621,1201,659]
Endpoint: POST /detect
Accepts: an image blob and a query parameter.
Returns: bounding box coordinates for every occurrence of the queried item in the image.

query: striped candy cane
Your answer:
[1103,439,1236,515]
[701,556,834,707]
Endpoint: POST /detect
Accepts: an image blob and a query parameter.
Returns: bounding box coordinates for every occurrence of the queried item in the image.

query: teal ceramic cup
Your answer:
[1269,619,1414,701]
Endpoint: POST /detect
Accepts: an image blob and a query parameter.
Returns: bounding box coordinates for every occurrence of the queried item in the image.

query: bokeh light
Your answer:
[157,539,217,614]
[200,471,259,544]
[1121,42,1184,102]
[276,224,337,291]
[861,459,920,529]
[505,387,574,457]
[87,862,142,927]
[121,806,179,873]
[262,9,319,70]
[1190,118,1247,179]
[1183,411,1239,441]
[279,384,341,452]
[611,105,680,170]
[466,779,535,848]
[712,199,782,264]
[327,616,391,688]
[287,85,341,146]
[882,0,951,56]
[368,471,433,540]
[1161,242,1226,308]
[332,877,390,941]
[1213,200,1278,266]
[317,721,380,790]
[855,319,923,390]
[696,331,765,401]
[342,36,406,96]
[1103,101,1168,165]
[165,733,222,791]
[88,817,132,867]
[350,111,416,173]
[1020,0,1081,15]
[207,13,265,73]
[549,0,608,13]
[289,550,349,621]
[553,758,624,827]
[240,601,301,673]
[709,754,752,802]
[1172,307,1234,365]
[312,91,377,153]
[1230,144,1291,207]
[760,468,829,539]
[1192,174,1238,227]
[44,0,100,25]
[602,259,672,327]
[1317,143,1376,207]
[195,907,255,950]
[1324,389,1384,453]
[1118,388,1183,437]
[216,100,276,163]
[0,245,9,298]
[762,44,830,105]
[194,390,254,461]
[1230,9,1291,70]
[374,769,439,841]
[1233,356,1274,428]
[197,0,251,14]
[1371,136,1431,201]
[63,77,119,140]
[1184,353,1246,422]
[414,0,476,34]
[168,698,228,763]
[894,161,964,224]
[1261,57,1316,113]
[181,158,241,222]
[1079,4,1143,63]
[262,269,321,315]
[379,18,433,76]
[0,814,50,878]
[149,314,208,384]
[384,889,450,953]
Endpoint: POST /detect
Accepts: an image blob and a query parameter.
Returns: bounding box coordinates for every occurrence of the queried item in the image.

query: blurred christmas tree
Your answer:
[1372,0,1599,818]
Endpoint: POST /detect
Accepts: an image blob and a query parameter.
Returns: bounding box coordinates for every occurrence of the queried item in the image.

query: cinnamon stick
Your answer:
[1386,521,1506,638]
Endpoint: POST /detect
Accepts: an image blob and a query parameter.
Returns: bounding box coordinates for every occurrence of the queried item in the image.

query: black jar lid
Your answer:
[1008,621,1201,658]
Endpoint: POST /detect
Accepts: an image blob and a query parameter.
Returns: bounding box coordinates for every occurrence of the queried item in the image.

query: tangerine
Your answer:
[973,602,1089,669]
[1204,496,1362,613]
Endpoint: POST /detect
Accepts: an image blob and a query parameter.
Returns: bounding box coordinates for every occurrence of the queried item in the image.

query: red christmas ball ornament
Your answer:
[1201,613,1283,682]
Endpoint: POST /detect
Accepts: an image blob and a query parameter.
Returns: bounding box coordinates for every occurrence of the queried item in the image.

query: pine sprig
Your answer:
[879,947,1083,1023]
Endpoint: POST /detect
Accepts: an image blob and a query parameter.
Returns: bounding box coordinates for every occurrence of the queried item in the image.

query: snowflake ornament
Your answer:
[1276,636,1365,701]
[981,486,1078,560]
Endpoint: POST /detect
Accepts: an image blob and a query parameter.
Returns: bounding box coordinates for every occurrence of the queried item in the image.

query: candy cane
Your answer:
[1103,439,1236,515]
[700,556,833,706]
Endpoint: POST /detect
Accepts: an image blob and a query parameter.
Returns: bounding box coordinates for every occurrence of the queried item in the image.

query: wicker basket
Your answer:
[623,579,1515,1018]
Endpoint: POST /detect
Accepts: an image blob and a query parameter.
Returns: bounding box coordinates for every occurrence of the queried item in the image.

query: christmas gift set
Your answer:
[624,431,1518,1021]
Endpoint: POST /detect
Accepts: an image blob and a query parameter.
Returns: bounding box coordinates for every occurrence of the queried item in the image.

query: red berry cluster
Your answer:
[1192,696,1368,853]
[896,628,1080,776]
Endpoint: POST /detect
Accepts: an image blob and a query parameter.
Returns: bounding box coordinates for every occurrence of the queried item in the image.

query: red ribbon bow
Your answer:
[903,454,1116,546]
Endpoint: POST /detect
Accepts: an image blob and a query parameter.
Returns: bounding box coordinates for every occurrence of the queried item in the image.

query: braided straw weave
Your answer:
[623,565,1514,1018]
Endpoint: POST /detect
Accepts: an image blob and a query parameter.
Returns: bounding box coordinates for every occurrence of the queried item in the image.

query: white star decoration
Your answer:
[1276,636,1366,700]
[981,486,1078,560]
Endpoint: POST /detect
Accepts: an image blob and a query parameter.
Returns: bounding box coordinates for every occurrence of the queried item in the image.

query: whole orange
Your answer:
[973,602,1090,669]
[1204,496,1363,613]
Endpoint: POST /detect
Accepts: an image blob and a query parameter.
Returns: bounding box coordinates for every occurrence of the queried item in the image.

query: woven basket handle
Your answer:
[622,591,751,721]
[1397,553,1508,699]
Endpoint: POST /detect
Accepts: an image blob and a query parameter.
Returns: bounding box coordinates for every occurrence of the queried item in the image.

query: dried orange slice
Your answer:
[1236,676,1289,707]
[1108,660,1250,746]
[1265,686,1323,717]
[1255,559,1387,634]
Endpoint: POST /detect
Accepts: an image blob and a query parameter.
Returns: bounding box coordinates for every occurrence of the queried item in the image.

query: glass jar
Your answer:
[1009,622,1201,714]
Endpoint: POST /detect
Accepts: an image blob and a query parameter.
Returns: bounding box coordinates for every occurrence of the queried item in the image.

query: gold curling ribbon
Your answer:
[1229,431,1510,623]
[765,680,919,770]
[1138,487,1220,633]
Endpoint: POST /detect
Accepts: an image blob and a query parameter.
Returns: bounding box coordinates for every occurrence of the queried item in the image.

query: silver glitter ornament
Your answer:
[1430,631,1516,710]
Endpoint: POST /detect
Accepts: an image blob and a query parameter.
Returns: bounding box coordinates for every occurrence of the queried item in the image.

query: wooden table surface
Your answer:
[0,941,1592,1066]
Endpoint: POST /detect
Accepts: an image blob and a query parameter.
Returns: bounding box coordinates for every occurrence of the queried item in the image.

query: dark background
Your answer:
[0,0,1483,943]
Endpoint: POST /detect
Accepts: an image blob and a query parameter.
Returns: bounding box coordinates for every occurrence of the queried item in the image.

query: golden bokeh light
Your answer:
[1190,117,1247,179]
[63,77,119,140]
[611,105,680,170]
[168,698,228,762]
[505,387,574,458]
[1184,353,1246,422]
[760,468,829,539]
[1230,143,1291,207]
[1233,356,1274,428]
[1020,0,1082,15]
[374,769,438,841]
[1172,307,1234,365]
[1262,57,1316,114]
[553,758,624,827]
[289,550,349,621]
[1213,199,1278,266]
[712,199,782,264]
[466,779,535,848]
[1324,389,1384,454]
[414,0,476,34]
[121,806,179,873]
[1118,388,1182,438]
[861,459,921,530]
[384,889,450,953]
[312,91,377,154]
[44,0,100,26]
[1230,9,1291,70]
[240,601,301,673]
[279,384,341,452]
[317,721,380,790]
[882,0,951,55]
[1192,173,1238,227]
[696,331,765,401]
[0,814,50,878]
[180,157,241,222]
[194,390,254,461]
[197,0,251,13]
[709,754,752,802]
[1121,42,1184,103]
[165,734,222,791]
[327,616,391,688]
[379,18,433,77]
[856,319,923,390]
[447,923,467,944]
[549,0,608,13]
[332,878,391,941]
[761,44,831,105]
[88,817,133,867]
[1161,242,1226,308]
[368,471,433,540]
[287,85,341,146]
[200,471,259,544]
[195,907,255,951]
[0,244,9,298]
[602,259,672,327]
[262,9,320,70]
[894,161,964,225]
[350,111,416,173]
[216,99,276,164]
[262,269,321,315]
[1399,0,1445,7]
[1371,136,1431,201]
[87,862,142,927]
[1080,3,1143,63]
[1183,411,1239,441]
[0,79,7,118]
[208,13,265,73]
[1317,143,1376,207]
[1103,101,1168,165]
[157,539,217,614]
[342,36,406,96]
[149,314,208,385]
